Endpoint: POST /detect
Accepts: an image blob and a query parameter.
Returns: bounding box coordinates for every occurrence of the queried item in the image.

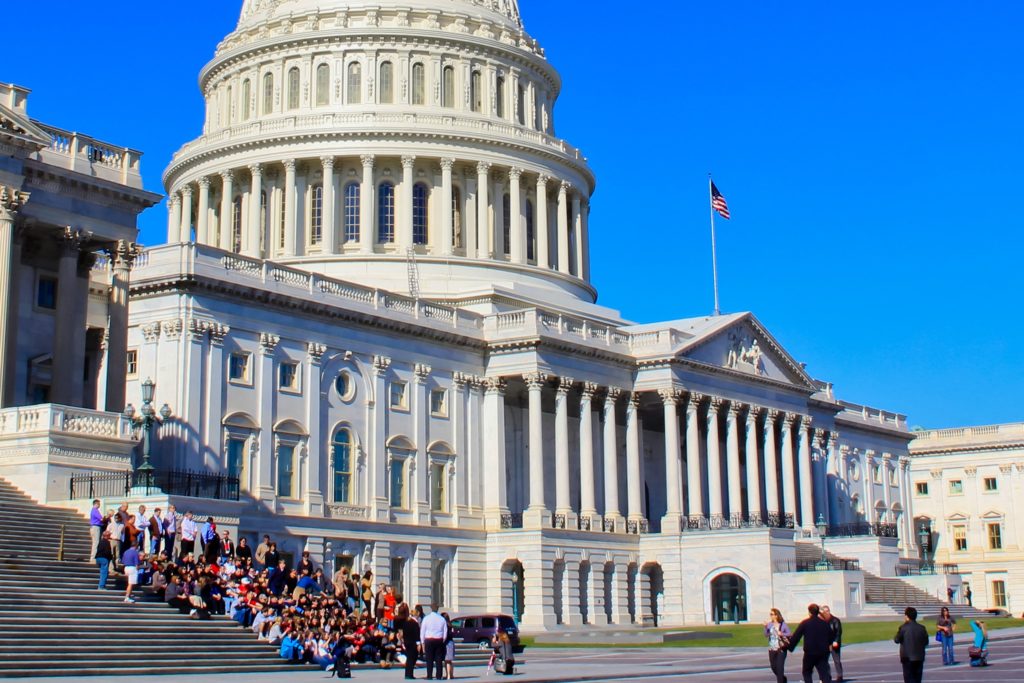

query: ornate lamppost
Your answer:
[918,523,932,573]
[124,377,172,482]
[815,513,832,570]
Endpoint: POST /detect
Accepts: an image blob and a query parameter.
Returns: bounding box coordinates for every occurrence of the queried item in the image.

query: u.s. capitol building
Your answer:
[41,0,937,627]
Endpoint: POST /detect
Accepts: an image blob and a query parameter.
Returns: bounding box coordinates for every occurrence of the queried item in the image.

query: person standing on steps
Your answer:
[164,505,179,558]
[94,530,113,589]
[398,602,421,680]
[180,510,197,558]
[88,499,103,561]
[764,607,792,683]
[787,603,832,683]
[121,542,140,603]
[820,605,844,681]
[894,606,929,683]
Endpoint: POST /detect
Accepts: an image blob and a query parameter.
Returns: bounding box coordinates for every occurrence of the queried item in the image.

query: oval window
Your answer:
[335,372,354,401]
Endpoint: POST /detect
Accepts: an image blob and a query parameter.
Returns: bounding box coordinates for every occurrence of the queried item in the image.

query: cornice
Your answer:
[909,441,1024,457]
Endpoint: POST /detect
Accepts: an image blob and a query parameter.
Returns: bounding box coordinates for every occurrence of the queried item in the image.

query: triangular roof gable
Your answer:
[0,102,50,150]
[674,313,817,389]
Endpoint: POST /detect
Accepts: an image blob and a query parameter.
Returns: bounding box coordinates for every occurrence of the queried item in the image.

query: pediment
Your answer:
[0,103,50,150]
[981,510,1004,520]
[677,314,816,389]
[946,512,969,522]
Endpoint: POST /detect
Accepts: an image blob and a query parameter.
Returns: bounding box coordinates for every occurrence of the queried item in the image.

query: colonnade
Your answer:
[485,375,832,534]
[166,156,590,279]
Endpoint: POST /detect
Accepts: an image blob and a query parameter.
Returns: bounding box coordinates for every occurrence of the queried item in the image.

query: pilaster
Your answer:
[305,342,326,516]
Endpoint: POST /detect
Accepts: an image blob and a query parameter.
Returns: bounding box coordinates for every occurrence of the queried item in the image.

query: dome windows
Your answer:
[262,72,274,115]
[496,74,506,119]
[316,63,330,106]
[413,183,429,245]
[241,79,251,121]
[309,184,323,246]
[378,182,395,243]
[343,182,360,243]
[470,71,482,113]
[287,67,300,110]
[442,66,455,108]
[411,63,426,105]
[379,62,394,104]
[347,63,362,105]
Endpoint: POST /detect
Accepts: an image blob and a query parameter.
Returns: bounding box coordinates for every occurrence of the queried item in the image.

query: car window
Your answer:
[482,617,496,628]
[450,619,463,629]
[498,616,516,629]
[463,618,476,628]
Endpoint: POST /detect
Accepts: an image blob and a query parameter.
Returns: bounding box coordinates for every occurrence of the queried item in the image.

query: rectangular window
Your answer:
[389,459,405,508]
[390,381,408,410]
[431,462,446,512]
[226,438,245,480]
[983,477,998,492]
[988,523,1002,550]
[430,389,448,417]
[277,444,295,498]
[949,479,963,495]
[431,558,447,607]
[915,481,929,496]
[309,184,323,246]
[228,352,251,384]
[390,557,406,598]
[872,464,881,484]
[992,580,1007,607]
[36,275,57,310]
[278,361,300,392]
[126,349,138,377]
[953,525,968,551]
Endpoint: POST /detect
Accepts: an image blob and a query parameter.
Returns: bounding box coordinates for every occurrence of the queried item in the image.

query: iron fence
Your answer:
[68,469,240,501]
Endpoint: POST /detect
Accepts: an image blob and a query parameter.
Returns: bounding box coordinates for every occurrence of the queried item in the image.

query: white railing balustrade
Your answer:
[0,404,133,440]
[34,122,144,189]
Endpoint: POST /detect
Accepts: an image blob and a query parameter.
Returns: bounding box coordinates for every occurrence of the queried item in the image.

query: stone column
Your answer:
[780,413,798,524]
[179,185,193,242]
[764,410,781,518]
[167,194,182,243]
[104,241,136,412]
[625,392,644,527]
[247,164,263,257]
[0,187,27,407]
[571,192,582,276]
[321,157,336,255]
[219,170,235,251]
[509,168,525,264]
[798,417,814,529]
[554,376,575,527]
[360,155,375,253]
[556,181,571,274]
[685,393,705,521]
[602,387,622,530]
[660,388,683,533]
[535,175,549,267]
[51,228,87,406]
[476,162,491,258]
[283,160,297,256]
[492,171,505,258]
[726,403,743,521]
[523,372,549,528]
[482,377,509,529]
[197,177,211,245]
[706,397,724,523]
[900,458,915,552]
[745,406,763,522]
[464,168,478,257]
[440,159,455,257]
[400,155,416,249]
[862,450,876,520]
[881,452,893,514]
[579,382,599,528]
[304,343,326,515]
[579,198,591,281]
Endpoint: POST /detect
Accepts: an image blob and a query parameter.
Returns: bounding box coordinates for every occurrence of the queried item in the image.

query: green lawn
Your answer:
[520,618,1024,649]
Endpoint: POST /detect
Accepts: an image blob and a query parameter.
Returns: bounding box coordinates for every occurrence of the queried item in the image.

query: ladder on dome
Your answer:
[406,247,420,300]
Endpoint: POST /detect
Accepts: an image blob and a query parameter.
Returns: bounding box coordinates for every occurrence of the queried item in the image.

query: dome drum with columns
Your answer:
[164,0,595,306]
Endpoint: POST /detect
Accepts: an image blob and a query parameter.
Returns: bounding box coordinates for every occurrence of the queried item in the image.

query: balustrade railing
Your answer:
[0,404,133,440]
[774,558,861,573]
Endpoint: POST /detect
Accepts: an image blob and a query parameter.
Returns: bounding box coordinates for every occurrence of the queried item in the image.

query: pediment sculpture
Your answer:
[725,331,767,376]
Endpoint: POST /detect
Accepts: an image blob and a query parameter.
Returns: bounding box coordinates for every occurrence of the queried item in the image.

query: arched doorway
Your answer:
[711,573,747,624]
[640,563,664,627]
[578,560,591,624]
[500,560,525,624]
[552,559,565,624]
[626,562,638,624]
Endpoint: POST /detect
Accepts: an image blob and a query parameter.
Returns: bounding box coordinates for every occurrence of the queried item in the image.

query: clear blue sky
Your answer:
[6,1,1021,428]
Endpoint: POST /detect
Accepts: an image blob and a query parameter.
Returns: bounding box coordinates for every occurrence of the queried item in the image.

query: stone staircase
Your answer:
[793,542,988,620]
[0,477,492,677]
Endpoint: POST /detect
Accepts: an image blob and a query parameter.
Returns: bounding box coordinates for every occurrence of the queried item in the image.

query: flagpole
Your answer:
[708,174,721,316]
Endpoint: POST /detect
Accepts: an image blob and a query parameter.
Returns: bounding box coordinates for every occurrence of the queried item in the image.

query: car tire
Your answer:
[477,640,491,650]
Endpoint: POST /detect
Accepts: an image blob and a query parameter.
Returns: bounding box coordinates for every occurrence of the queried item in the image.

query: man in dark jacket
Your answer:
[894,606,929,683]
[788,603,832,683]
[821,605,844,681]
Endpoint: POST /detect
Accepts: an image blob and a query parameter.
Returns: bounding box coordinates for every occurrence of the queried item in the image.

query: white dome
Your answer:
[239,0,522,31]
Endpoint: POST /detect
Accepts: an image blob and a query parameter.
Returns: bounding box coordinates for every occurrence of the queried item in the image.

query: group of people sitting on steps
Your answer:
[92,505,464,679]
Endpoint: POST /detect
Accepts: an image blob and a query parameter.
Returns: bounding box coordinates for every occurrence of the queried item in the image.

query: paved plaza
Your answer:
[7,630,1022,683]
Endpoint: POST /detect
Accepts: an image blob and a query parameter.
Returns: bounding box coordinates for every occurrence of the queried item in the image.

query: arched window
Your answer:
[241,79,251,121]
[309,183,323,246]
[413,182,429,245]
[262,72,274,115]
[442,66,455,108]
[224,86,233,126]
[412,63,426,105]
[378,182,395,243]
[379,62,394,104]
[502,193,511,256]
[470,71,482,113]
[343,182,360,243]
[389,458,406,508]
[452,187,462,248]
[517,84,526,125]
[231,196,243,253]
[347,62,362,104]
[332,429,353,504]
[526,199,535,261]
[287,67,300,110]
[316,63,330,106]
[496,74,506,118]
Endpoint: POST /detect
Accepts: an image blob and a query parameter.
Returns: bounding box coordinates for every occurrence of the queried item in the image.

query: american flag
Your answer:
[711,181,730,220]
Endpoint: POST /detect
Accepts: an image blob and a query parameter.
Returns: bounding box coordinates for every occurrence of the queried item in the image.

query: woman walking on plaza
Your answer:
[764,608,792,683]
[936,606,957,665]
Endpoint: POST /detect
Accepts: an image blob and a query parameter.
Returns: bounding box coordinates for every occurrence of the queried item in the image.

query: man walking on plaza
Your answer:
[88,499,103,560]
[420,605,448,680]
[820,605,843,682]
[787,603,832,683]
[894,606,929,683]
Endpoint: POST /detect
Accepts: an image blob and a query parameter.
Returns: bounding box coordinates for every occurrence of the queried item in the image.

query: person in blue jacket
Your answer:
[969,620,989,667]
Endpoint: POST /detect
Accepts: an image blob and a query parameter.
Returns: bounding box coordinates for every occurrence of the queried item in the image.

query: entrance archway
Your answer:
[578,560,591,624]
[500,560,524,623]
[711,573,747,624]
[640,563,664,627]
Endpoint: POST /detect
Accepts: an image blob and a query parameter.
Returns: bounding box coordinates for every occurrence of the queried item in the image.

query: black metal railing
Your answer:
[774,558,861,573]
[68,469,240,501]
[500,512,523,529]
[827,522,899,538]
[896,562,959,576]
